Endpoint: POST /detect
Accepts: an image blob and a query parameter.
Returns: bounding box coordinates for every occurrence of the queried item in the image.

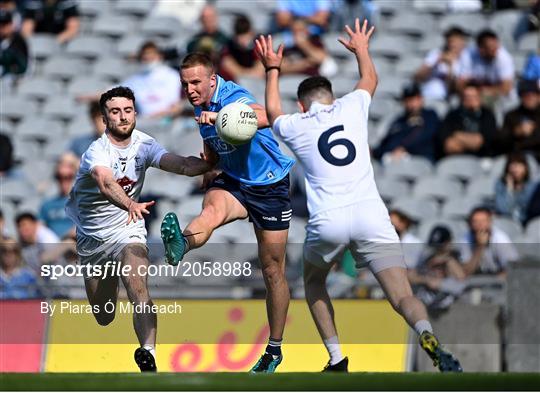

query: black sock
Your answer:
[265,337,282,356]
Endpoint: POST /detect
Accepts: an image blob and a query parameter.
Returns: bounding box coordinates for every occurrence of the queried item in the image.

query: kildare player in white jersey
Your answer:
[66,86,216,372]
[255,20,462,372]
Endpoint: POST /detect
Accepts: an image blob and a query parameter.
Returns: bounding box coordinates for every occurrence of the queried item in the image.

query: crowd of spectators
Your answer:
[1,0,539,302]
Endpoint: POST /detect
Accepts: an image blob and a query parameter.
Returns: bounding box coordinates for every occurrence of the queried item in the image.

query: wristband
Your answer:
[265,66,281,73]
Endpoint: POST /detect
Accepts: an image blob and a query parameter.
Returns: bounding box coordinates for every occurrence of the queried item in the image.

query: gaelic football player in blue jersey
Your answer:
[160,52,295,373]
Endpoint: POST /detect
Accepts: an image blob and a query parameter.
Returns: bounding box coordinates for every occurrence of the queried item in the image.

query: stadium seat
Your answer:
[331,77,355,97]
[42,56,88,81]
[322,32,349,57]
[116,34,152,58]
[369,98,399,122]
[115,0,154,17]
[439,13,488,34]
[378,0,410,16]
[416,34,444,56]
[383,156,433,183]
[436,155,483,183]
[16,118,64,143]
[141,16,182,38]
[490,153,539,180]
[391,196,439,222]
[413,176,463,202]
[0,179,36,205]
[465,176,497,203]
[78,0,110,17]
[376,176,410,204]
[387,12,435,37]
[394,56,424,78]
[489,10,523,50]
[412,0,447,14]
[17,77,63,101]
[341,56,392,78]
[376,75,408,98]
[27,34,61,61]
[92,57,135,82]
[67,76,110,97]
[525,217,540,242]
[92,15,136,38]
[16,197,42,214]
[66,36,114,60]
[518,32,539,53]
[493,216,523,241]
[42,97,86,122]
[279,75,307,99]
[236,76,265,104]
[424,99,449,118]
[65,117,94,138]
[11,135,41,163]
[370,35,413,59]
[1,96,39,121]
[441,196,482,220]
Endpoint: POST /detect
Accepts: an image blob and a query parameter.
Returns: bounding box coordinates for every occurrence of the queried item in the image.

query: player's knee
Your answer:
[391,294,415,315]
[261,263,284,286]
[121,244,148,260]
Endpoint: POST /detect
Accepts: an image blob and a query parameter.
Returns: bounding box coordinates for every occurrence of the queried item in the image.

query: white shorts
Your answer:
[76,225,147,271]
[303,200,406,274]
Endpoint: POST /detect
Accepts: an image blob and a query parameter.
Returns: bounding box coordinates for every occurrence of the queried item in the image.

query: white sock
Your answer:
[143,345,156,358]
[414,320,433,335]
[323,336,344,365]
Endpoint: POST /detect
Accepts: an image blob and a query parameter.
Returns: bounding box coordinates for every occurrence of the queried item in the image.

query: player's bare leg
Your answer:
[84,270,119,326]
[161,188,247,265]
[250,228,289,373]
[304,260,348,372]
[184,188,248,247]
[375,265,462,372]
[120,243,157,372]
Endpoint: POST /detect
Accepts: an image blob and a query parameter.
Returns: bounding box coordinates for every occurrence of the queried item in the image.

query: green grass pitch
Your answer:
[1,372,539,391]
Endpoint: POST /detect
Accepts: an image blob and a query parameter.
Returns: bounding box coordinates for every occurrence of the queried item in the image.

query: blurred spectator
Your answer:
[373,84,440,163]
[0,133,15,177]
[457,29,514,103]
[331,0,379,32]
[275,0,331,36]
[389,208,422,268]
[123,41,183,120]
[186,5,229,66]
[281,19,328,76]
[39,154,78,239]
[522,52,540,81]
[513,0,539,43]
[459,207,519,277]
[0,238,41,299]
[497,79,540,161]
[408,226,466,310]
[438,83,497,158]
[0,9,28,78]
[16,212,59,273]
[219,14,264,82]
[495,152,537,224]
[67,101,105,158]
[21,0,80,44]
[414,26,469,101]
[0,0,22,30]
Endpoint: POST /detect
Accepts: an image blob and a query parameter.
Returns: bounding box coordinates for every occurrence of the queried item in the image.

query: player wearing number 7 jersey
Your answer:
[255,19,462,373]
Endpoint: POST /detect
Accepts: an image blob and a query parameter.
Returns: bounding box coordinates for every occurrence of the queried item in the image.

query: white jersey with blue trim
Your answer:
[273,89,382,216]
[194,75,294,186]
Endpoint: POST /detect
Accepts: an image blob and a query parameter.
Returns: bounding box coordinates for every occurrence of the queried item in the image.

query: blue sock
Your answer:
[265,337,282,356]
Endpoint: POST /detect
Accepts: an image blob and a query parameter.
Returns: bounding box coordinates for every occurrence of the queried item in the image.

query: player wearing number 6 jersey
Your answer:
[255,20,462,373]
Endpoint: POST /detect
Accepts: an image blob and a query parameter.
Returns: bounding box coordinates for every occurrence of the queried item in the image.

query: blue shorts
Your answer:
[210,172,292,230]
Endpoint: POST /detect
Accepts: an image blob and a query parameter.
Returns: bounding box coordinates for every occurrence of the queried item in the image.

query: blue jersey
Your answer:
[195,75,295,186]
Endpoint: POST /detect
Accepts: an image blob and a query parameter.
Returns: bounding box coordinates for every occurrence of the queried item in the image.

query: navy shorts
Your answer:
[209,172,292,230]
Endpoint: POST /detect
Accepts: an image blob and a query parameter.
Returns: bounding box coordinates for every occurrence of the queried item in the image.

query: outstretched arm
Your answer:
[255,34,285,126]
[92,166,155,224]
[159,151,217,177]
[338,19,377,96]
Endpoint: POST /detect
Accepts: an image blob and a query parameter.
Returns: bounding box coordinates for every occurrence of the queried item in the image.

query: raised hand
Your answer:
[255,34,284,70]
[127,200,155,224]
[338,18,375,54]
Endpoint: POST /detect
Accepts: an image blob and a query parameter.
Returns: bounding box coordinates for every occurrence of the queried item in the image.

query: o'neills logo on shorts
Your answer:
[240,111,257,119]
[262,216,278,221]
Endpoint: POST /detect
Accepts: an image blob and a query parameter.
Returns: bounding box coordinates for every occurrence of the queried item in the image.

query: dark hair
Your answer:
[15,212,37,225]
[297,76,333,102]
[468,206,492,223]
[99,86,136,115]
[181,52,214,73]
[234,14,251,36]
[428,225,452,246]
[0,208,3,220]
[89,100,101,118]
[389,209,413,227]
[476,29,498,46]
[502,152,530,182]
[138,41,161,60]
